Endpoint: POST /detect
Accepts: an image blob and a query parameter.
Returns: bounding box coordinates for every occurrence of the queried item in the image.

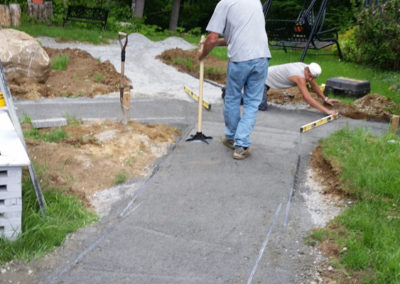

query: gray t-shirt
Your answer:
[266,62,307,89]
[206,0,271,62]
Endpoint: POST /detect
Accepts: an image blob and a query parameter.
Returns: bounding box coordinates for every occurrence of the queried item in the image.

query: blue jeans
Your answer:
[224,58,269,147]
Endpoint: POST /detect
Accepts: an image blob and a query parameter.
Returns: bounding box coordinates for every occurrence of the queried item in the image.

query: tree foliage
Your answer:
[3,0,356,34]
[339,0,399,70]
[356,0,400,70]
[265,0,355,32]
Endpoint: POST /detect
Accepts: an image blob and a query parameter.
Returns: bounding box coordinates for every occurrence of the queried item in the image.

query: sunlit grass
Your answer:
[310,128,400,283]
[0,170,97,265]
[51,54,68,71]
[16,22,115,44]
[23,128,68,143]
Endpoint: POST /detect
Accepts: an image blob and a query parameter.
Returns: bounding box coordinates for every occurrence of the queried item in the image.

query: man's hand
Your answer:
[326,109,339,116]
[325,98,339,106]
[197,50,205,61]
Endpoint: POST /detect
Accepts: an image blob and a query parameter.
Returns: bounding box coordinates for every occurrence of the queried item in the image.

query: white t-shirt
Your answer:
[266,62,307,89]
[206,0,271,62]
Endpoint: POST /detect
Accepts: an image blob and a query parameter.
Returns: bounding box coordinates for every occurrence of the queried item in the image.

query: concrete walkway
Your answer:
[14,97,387,284]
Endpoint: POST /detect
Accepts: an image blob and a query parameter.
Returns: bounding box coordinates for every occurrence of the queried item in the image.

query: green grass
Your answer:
[21,112,32,124]
[0,171,97,265]
[15,20,198,45]
[321,128,400,199]
[16,22,116,45]
[114,171,127,185]
[311,128,400,283]
[172,57,193,69]
[24,128,68,143]
[73,91,83,98]
[63,113,82,126]
[51,54,68,71]
[209,47,229,61]
[95,72,104,83]
[205,66,225,75]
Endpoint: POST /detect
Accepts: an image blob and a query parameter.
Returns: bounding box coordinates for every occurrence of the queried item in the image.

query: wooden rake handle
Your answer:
[197,35,205,133]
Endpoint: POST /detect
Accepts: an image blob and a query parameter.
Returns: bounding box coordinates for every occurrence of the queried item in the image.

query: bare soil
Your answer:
[23,120,180,208]
[156,48,227,84]
[6,46,177,208]
[159,48,396,122]
[8,47,130,100]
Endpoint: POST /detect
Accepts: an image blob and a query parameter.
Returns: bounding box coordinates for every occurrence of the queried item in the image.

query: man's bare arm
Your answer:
[290,76,338,115]
[309,80,338,106]
[198,32,227,61]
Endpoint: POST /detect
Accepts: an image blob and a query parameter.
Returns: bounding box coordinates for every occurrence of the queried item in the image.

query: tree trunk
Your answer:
[131,0,135,14]
[169,0,181,31]
[27,1,53,23]
[135,0,145,18]
[0,5,11,27]
[10,4,21,26]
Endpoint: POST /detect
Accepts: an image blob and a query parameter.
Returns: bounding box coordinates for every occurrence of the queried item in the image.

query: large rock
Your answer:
[0,29,50,83]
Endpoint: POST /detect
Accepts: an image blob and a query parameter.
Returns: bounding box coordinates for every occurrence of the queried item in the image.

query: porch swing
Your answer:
[263,0,343,62]
[63,0,109,30]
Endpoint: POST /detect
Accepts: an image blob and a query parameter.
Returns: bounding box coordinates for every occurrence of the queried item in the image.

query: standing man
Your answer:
[198,0,271,160]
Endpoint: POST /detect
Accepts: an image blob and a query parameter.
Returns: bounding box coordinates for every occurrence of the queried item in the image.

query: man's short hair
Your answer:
[308,63,322,77]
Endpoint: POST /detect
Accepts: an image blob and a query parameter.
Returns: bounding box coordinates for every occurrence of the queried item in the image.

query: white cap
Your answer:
[308,62,322,77]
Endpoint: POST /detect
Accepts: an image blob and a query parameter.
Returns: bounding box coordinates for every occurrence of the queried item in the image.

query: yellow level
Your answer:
[184,86,211,111]
[300,114,339,133]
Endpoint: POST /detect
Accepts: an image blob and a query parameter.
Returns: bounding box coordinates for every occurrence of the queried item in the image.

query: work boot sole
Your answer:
[221,138,235,150]
[233,148,251,160]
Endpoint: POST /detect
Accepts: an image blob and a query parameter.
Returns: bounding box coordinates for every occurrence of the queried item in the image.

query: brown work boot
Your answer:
[233,146,251,160]
[221,137,235,150]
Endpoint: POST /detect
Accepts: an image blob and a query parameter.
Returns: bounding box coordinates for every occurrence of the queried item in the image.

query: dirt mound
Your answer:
[159,48,397,122]
[157,48,227,84]
[24,120,180,207]
[8,47,130,100]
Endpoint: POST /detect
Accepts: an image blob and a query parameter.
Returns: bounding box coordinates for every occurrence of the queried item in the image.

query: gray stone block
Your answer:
[32,118,67,128]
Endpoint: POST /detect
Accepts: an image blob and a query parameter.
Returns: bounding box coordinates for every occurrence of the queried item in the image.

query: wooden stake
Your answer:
[118,32,129,124]
[390,115,399,134]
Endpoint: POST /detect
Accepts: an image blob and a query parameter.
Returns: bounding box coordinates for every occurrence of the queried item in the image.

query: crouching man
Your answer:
[259,62,338,115]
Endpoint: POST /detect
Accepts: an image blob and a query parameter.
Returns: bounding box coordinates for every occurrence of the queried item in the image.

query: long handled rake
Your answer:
[186,35,212,143]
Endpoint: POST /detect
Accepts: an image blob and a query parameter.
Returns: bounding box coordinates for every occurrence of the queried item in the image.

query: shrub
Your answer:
[338,27,363,63]
[187,27,202,36]
[356,0,400,70]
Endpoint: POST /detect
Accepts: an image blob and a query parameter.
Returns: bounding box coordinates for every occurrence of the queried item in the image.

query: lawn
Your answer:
[310,128,400,283]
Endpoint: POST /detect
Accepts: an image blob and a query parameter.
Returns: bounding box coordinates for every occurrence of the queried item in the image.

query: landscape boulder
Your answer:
[0,29,50,83]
